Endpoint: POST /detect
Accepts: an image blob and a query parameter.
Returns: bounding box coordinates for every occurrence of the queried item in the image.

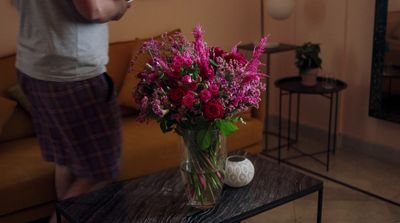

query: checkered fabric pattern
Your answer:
[17,70,122,181]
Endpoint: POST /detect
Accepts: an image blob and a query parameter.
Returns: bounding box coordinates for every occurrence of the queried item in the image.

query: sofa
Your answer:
[0,37,263,223]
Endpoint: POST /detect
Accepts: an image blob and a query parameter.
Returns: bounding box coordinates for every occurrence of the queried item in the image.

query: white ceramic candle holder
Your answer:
[224,155,255,188]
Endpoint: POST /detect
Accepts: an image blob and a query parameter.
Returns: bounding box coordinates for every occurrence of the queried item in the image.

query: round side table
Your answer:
[269,76,347,171]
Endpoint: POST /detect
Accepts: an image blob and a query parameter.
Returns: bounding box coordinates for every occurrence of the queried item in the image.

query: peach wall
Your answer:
[0,0,19,57]
[266,0,400,149]
[0,0,259,57]
[389,0,400,11]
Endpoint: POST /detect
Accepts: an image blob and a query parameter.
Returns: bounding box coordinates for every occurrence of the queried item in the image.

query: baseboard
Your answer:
[266,115,400,166]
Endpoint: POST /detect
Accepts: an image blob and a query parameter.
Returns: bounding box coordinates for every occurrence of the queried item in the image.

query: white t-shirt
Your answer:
[14,0,109,82]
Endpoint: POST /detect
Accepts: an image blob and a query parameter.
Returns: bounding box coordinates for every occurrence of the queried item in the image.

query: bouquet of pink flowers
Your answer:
[133,25,267,208]
[135,26,267,139]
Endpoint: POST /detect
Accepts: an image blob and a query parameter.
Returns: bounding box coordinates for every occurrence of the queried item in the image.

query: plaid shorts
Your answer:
[17,70,122,181]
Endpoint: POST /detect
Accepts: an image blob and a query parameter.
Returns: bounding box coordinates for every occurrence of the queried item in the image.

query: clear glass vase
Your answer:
[179,128,226,209]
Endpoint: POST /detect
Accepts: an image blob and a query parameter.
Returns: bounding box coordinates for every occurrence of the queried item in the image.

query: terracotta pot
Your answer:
[301,68,320,86]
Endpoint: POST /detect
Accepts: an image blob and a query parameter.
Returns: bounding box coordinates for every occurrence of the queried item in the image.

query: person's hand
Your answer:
[112,0,130,21]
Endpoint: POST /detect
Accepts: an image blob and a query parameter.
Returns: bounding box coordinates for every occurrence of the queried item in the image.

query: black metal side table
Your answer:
[266,76,347,171]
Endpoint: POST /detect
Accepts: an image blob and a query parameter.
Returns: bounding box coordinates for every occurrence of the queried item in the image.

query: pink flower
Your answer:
[169,88,186,103]
[210,47,225,60]
[208,84,220,96]
[166,71,181,80]
[182,92,196,109]
[200,62,214,80]
[181,75,192,84]
[224,52,247,65]
[148,72,158,82]
[203,100,225,121]
[188,82,199,91]
[172,55,184,72]
[183,57,193,67]
[172,54,193,72]
[199,89,212,102]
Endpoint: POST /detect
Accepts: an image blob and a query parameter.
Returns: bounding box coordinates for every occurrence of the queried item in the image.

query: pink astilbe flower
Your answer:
[245,36,268,75]
[193,25,213,80]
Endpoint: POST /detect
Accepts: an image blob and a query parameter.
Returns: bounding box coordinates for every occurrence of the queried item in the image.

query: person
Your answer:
[13,0,131,222]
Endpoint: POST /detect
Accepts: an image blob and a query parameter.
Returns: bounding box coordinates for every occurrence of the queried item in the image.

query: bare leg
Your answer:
[62,178,106,199]
[49,178,111,223]
[55,164,75,200]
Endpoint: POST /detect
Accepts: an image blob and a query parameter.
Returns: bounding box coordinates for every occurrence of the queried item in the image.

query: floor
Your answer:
[244,133,400,223]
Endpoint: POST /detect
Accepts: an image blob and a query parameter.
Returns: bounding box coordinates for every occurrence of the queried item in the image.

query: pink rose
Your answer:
[183,57,193,67]
[172,55,184,72]
[182,92,196,109]
[181,75,192,85]
[199,89,212,102]
[203,100,225,121]
[172,55,192,72]
[208,84,220,96]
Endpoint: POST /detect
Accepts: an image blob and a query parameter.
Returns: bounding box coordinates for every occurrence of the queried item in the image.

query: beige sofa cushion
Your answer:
[0,107,35,142]
[0,55,17,97]
[0,138,55,216]
[0,97,17,135]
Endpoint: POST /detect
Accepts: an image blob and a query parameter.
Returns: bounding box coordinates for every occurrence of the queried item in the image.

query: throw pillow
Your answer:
[7,84,31,112]
[0,96,17,135]
[117,29,181,109]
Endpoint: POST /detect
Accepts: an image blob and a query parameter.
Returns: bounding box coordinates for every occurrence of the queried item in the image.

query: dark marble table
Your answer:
[56,156,323,223]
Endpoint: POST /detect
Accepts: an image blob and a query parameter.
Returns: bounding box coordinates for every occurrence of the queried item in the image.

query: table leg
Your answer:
[278,89,283,163]
[295,94,301,143]
[333,93,339,154]
[264,54,271,151]
[317,188,324,223]
[326,93,333,171]
[287,93,292,150]
[56,209,61,223]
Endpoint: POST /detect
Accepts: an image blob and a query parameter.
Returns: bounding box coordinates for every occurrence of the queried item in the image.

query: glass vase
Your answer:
[179,128,226,209]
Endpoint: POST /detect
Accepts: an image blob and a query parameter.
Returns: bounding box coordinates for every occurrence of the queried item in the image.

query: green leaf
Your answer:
[216,119,239,136]
[160,119,173,133]
[209,59,218,67]
[197,129,212,151]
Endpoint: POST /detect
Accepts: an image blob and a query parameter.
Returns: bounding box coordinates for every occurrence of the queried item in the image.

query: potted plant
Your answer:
[295,42,322,86]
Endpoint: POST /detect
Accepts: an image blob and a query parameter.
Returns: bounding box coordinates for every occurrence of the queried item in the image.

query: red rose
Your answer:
[224,52,247,65]
[199,89,212,102]
[203,100,225,121]
[182,92,196,109]
[169,88,186,102]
